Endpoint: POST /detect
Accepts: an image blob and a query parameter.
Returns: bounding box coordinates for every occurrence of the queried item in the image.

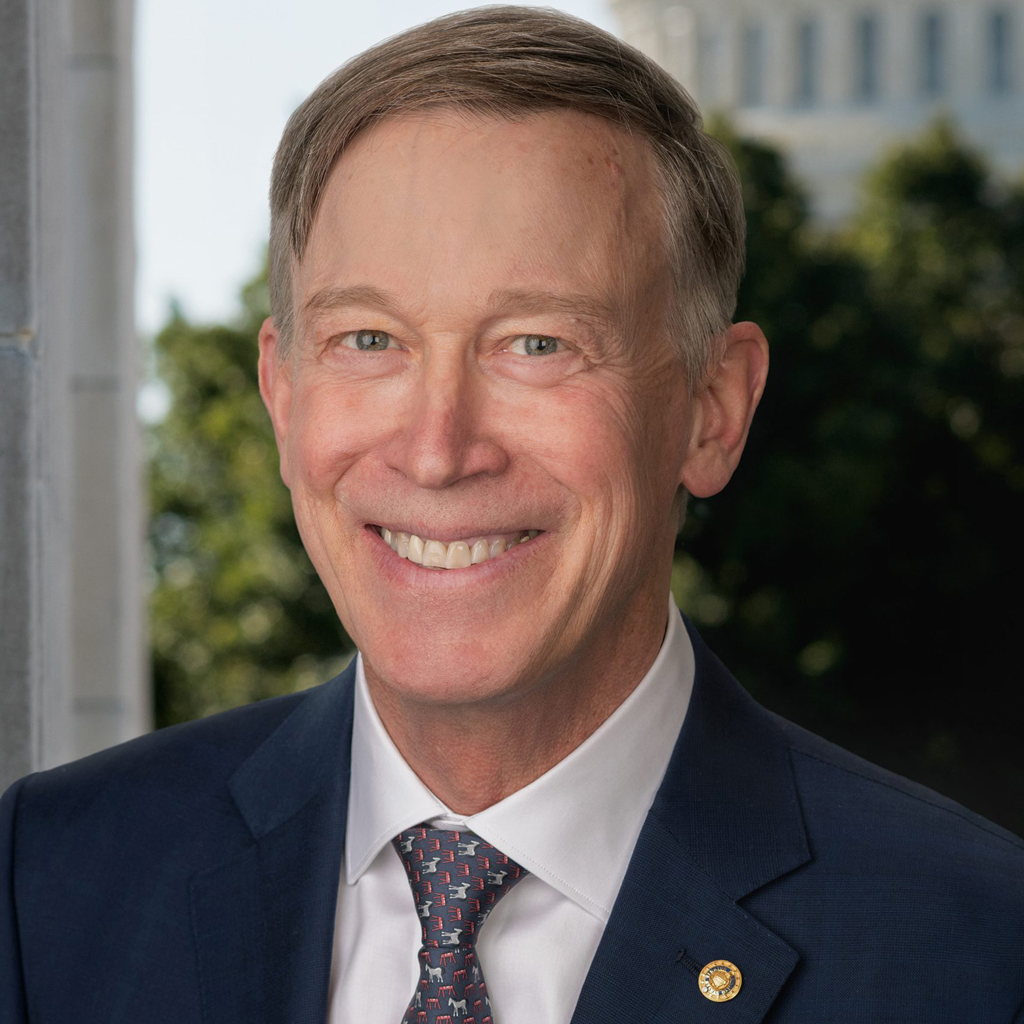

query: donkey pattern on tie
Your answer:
[392,824,528,1024]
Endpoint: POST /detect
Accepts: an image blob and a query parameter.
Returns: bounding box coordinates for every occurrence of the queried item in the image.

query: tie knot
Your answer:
[392,824,528,948]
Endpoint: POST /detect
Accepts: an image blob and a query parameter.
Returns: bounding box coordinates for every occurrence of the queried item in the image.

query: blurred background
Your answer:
[3,0,1023,835]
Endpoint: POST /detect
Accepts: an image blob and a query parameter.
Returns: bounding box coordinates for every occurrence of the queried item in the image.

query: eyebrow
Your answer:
[304,285,397,319]
[303,284,621,334]
[486,288,621,333]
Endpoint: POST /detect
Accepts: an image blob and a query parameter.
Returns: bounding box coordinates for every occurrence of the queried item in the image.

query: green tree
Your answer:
[682,121,1024,833]
[147,273,351,727]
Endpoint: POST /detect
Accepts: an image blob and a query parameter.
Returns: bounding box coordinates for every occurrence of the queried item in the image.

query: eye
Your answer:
[508,334,561,356]
[341,329,396,352]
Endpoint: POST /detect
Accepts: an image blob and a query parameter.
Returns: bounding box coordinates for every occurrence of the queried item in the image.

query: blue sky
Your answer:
[134,0,615,337]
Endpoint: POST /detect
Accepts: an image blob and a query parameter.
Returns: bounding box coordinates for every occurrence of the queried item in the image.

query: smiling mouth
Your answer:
[372,526,541,569]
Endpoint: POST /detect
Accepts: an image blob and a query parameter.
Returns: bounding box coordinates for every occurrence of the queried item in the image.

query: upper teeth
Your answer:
[379,528,540,569]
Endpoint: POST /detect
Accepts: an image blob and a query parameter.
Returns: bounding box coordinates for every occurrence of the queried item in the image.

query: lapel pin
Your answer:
[699,960,742,1002]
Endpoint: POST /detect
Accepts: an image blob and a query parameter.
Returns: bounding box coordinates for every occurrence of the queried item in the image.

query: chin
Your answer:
[359,626,541,708]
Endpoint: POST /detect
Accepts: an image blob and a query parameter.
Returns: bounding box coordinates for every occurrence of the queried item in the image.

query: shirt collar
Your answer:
[345,668,450,885]
[345,594,695,922]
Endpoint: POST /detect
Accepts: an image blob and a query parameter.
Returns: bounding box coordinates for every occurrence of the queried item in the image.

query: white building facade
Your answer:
[612,0,1024,219]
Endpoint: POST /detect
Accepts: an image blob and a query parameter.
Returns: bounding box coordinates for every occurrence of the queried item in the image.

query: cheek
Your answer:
[537,380,684,591]
[524,380,653,515]
[286,379,384,494]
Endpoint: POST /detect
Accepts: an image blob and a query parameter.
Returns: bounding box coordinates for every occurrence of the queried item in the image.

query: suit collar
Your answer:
[190,663,357,1024]
[227,663,356,840]
[651,614,811,901]
[570,613,810,1024]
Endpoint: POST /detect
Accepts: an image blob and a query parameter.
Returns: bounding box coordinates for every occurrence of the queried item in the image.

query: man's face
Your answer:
[263,109,699,707]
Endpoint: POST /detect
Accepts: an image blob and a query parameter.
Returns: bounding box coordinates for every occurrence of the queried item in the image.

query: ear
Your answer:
[257,316,294,489]
[679,321,769,499]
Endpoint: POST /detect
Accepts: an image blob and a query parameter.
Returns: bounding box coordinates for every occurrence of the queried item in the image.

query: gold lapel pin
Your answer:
[699,960,742,1002]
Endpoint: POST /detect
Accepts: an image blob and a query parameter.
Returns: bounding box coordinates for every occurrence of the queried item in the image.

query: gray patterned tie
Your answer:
[392,824,528,1023]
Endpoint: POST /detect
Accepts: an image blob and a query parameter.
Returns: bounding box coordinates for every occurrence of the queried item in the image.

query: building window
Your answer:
[854,13,881,101]
[921,10,946,97]
[740,22,766,106]
[795,17,819,105]
[988,10,1012,94]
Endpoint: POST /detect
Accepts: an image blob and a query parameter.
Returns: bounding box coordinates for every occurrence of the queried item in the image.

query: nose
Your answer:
[384,347,508,489]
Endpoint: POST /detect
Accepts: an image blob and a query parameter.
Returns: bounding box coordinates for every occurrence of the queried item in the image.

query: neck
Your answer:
[364,592,669,815]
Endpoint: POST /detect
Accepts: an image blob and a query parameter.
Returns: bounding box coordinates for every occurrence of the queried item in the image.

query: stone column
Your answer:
[764,10,792,108]
[717,11,740,109]
[66,0,147,759]
[663,3,699,95]
[0,0,143,793]
[819,7,849,108]
[950,1,981,101]
[885,5,917,104]
[1,0,72,790]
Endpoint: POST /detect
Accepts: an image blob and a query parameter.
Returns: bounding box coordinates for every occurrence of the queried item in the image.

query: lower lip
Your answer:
[363,525,545,588]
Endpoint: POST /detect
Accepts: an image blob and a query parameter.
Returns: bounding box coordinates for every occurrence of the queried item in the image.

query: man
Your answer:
[3,7,1023,1023]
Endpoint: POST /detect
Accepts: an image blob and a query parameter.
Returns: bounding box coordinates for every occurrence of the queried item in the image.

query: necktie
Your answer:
[392,824,528,1023]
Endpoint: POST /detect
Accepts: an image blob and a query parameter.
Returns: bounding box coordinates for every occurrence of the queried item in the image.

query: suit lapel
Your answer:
[189,664,356,1024]
[186,616,808,1023]
[571,616,810,1024]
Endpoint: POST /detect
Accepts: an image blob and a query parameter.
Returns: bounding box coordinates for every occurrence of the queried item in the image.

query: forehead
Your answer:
[297,108,667,322]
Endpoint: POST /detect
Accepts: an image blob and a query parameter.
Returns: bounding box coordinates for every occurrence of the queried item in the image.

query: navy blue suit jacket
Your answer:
[3,616,1024,1023]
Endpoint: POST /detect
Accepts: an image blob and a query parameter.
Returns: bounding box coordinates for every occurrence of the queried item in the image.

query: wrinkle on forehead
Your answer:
[299,107,672,354]
[349,106,655,211]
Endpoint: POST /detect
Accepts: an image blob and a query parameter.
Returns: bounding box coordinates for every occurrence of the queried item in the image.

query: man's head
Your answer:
[258,7,767,717]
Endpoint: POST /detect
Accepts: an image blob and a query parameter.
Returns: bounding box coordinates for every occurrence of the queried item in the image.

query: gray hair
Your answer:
[268,5,746,389]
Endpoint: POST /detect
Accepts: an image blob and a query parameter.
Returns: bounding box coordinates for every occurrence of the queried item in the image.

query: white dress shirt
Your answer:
[327,596,694,1024]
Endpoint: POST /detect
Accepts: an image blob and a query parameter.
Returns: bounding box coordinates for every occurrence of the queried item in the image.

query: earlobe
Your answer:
[679,321,769,499]
[257,316,294,488]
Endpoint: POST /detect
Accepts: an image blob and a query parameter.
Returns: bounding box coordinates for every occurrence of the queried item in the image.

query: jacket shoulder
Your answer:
[770,710,1024,869]
[5,685,322,844]
[1,676,352,1024]
[740,710,1024,1022]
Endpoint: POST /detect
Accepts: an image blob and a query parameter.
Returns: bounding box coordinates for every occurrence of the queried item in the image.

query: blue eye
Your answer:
[512,335,560,356]
[345,330,393,351]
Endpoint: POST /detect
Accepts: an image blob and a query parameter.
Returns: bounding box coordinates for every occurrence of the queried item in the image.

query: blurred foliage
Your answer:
[148,119,1024,834]
[681,119,1024,833]
[147,277,350,727]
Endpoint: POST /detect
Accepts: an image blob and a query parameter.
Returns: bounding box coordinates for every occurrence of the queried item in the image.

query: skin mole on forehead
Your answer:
[604,144,624,176]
